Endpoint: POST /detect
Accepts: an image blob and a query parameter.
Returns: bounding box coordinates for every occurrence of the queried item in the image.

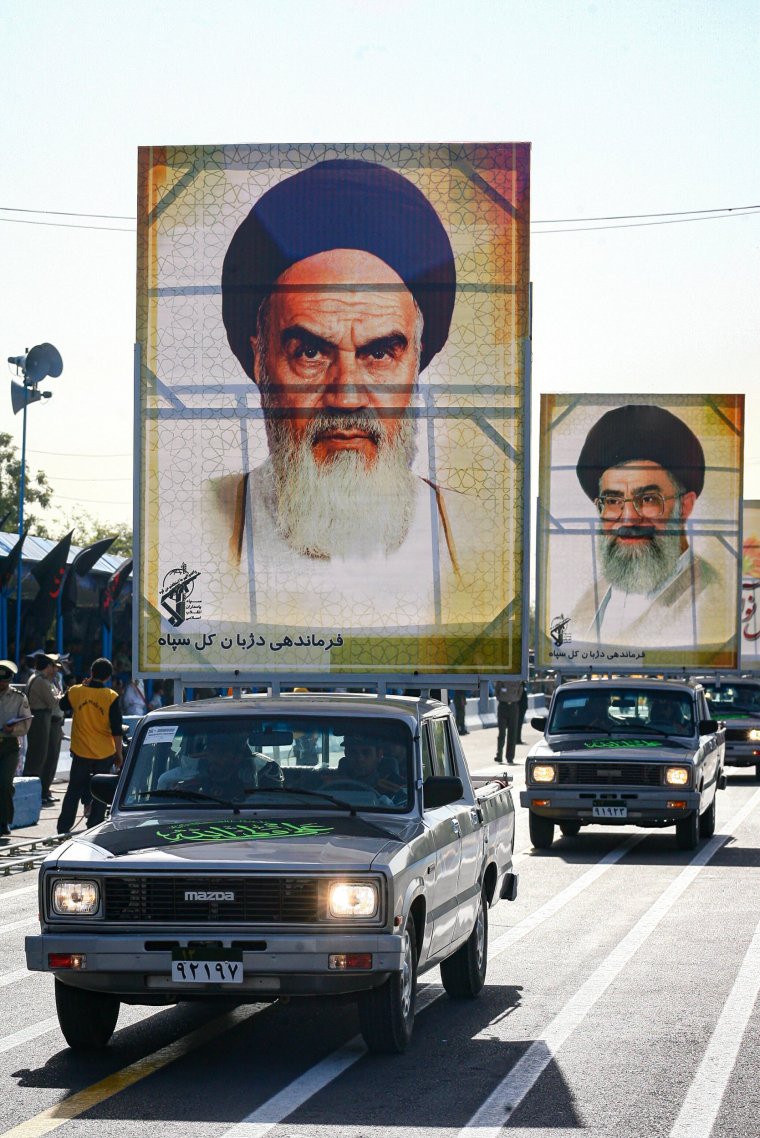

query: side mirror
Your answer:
[531,715,547,731]
[423,775,464,809]
[90,773,120,806]
[698,718,719,734]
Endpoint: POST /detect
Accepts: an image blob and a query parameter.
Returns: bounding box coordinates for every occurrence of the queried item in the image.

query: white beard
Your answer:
[598,515,684,594]
[263,412,419,560]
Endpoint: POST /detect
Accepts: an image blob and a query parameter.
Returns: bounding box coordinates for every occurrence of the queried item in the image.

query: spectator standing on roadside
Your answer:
[452,689,470,735]
[494,678,524,765]
[57,658,124,834]
[122,677,148,716]
[23,653,65,806]
[147,681,166,710]
[516,682,529,745]
[0,661,32,838]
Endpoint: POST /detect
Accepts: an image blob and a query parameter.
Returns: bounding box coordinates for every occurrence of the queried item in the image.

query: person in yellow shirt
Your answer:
[56,658,123,834]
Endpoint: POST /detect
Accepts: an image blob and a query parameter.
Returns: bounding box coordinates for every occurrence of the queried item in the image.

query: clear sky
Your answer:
[2,0,758,533]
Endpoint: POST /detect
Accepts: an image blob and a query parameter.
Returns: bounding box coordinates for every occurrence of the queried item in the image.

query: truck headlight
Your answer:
[328,882,378,919]
[532,764,557,784]
[748,729,760,742]
[51,880,100,916]
[665,767,690,787]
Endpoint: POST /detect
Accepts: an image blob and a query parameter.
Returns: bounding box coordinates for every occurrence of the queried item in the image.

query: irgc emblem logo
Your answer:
[160,563,201,627]
[550,613,572,646]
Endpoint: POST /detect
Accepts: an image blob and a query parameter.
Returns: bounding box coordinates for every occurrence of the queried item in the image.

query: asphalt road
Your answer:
[1,723,759,1138]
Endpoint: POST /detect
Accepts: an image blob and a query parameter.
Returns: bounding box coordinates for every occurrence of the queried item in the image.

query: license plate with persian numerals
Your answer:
[170,947,243,984]
[592,805,628,819]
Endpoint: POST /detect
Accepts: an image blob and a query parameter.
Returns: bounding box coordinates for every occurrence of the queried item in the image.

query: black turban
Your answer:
[221,159,456,377]
[576,404,706,500]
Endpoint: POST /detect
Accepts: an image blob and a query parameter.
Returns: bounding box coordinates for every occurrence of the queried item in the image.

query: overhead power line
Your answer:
[533,204,760,223]
[4,202,759,223]
[27,449,131,458]
[534,209,760,234]
[1,203,759,233]
[0,206,133,220]
[0,216,132,233]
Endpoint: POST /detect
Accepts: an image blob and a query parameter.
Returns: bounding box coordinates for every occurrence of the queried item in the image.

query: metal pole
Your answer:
[56,587,63,654]
[0,588,6,657]
[14,390,29,661]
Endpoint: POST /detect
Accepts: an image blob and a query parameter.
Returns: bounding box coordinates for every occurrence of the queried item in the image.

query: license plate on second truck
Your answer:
[592,805,628,819]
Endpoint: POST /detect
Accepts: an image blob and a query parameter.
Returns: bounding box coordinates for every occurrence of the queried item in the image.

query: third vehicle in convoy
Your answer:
[700,677,760,781]
[522,678,725,851]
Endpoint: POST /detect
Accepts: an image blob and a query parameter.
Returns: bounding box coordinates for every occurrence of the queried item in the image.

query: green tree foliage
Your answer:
[0,431,54,536]
[59,507,132,558]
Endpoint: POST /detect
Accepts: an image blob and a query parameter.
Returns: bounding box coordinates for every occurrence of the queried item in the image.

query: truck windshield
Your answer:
[121,715,414,813]
[703,683,760,716]
[548,688,694,737]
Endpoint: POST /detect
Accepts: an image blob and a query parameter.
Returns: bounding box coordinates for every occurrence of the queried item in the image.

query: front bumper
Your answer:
[25,928,404,999]
[520,788,701,825]
[724,743,760,767]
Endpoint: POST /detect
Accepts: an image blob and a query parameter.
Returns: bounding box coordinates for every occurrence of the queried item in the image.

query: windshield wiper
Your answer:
[135,788,242,810]
[238,786,401,840]
[238,785,359,815]
[552,724,615,733]
[633,724,689,739]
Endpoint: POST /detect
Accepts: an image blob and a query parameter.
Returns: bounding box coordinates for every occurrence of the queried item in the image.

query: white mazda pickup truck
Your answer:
[26,693,517,1054]
[521,678,726,851]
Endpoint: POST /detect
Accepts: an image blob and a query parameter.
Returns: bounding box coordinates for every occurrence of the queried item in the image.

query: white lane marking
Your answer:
[0,918,35,936]
[489,833,645,955]
[0,886,36,904]
[219,1038,368,1138]
[214,834,644,1138]
[0,969,32,988]
[669,909,760,1138]
[0,1018,59,1055]
[457,786,760,1137]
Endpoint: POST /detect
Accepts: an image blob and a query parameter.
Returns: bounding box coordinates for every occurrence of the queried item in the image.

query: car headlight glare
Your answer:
[665,767,690,787]
[51,880,100,916]
[532,764,557,784]
[328,882,378,919]
[748,729,760,742]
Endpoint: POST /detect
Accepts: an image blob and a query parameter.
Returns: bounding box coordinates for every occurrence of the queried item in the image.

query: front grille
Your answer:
[554,762,664,787]
[725,728,751,742]
[103,876,321,924]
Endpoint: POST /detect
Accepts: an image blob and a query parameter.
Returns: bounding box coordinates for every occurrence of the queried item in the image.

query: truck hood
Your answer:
[717,712,760,727]
[531,736,694,761]
[54,813,411,872]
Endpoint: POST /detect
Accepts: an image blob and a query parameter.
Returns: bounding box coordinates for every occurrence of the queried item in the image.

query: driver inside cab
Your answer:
[337,735,405,798]
[159,735,282,799]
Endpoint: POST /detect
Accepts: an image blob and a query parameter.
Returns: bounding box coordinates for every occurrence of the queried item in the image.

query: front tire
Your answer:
[358,917,417,1054]
[529,811,555,849]
[441,887,488,998]
[559,820,582,837]
[699,794,716,838]
[755,764,760,782]
[55,980,120,1050]
[676,809,700,851]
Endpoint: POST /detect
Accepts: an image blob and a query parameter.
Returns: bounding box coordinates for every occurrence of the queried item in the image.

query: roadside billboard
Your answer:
[136,143,530,676]
[741,500,760,670]
[536,394,744,671]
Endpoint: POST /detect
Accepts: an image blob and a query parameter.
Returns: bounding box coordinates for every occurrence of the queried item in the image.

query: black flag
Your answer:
[0,532,27,592]
[26,531,74,637]
[62,537,116,613]
[101,559,132,628]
